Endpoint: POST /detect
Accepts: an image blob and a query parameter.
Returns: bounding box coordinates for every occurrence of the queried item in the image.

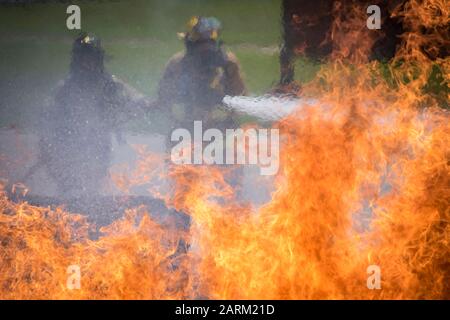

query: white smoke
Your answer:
[222,95,318,121]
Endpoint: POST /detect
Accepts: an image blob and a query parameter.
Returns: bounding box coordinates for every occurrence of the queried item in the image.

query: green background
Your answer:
[0,0,320,132]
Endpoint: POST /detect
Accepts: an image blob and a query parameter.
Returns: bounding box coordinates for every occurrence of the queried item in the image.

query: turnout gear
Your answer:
[157,17,246,131]
[35,33,148,198]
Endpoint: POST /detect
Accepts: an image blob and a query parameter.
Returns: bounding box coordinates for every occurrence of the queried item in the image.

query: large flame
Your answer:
[0,187,190,299]
[0,0,448,299]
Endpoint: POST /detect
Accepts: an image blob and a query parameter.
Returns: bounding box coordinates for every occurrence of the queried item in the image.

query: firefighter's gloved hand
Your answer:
[213,47,229,68]
[202,45,228,69]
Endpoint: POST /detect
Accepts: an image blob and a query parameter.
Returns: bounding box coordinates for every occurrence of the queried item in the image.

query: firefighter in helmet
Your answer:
[156,16,246,132]
[35,33,148,198]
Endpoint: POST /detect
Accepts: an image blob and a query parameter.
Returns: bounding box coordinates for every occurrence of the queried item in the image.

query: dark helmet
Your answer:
[70,33,105,74]
[178,16,222,43]
[180,16,227,69]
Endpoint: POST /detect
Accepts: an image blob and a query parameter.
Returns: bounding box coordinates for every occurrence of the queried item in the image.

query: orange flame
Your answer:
[0,0,448,299]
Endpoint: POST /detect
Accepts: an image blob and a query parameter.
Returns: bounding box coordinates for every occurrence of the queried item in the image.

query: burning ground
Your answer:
[0,0,449,299]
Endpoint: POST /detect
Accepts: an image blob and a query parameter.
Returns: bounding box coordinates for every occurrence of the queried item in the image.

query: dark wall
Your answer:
[280,0,405,84]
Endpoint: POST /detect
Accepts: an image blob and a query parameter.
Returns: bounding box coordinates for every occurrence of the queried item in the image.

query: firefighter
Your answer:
[35,33,148,198]
[156,16,246,132]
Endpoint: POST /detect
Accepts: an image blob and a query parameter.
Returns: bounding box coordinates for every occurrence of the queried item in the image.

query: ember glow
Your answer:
[0,0,448,299]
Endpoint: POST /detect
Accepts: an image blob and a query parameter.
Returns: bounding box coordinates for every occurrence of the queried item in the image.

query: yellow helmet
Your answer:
[178,16,222,42]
